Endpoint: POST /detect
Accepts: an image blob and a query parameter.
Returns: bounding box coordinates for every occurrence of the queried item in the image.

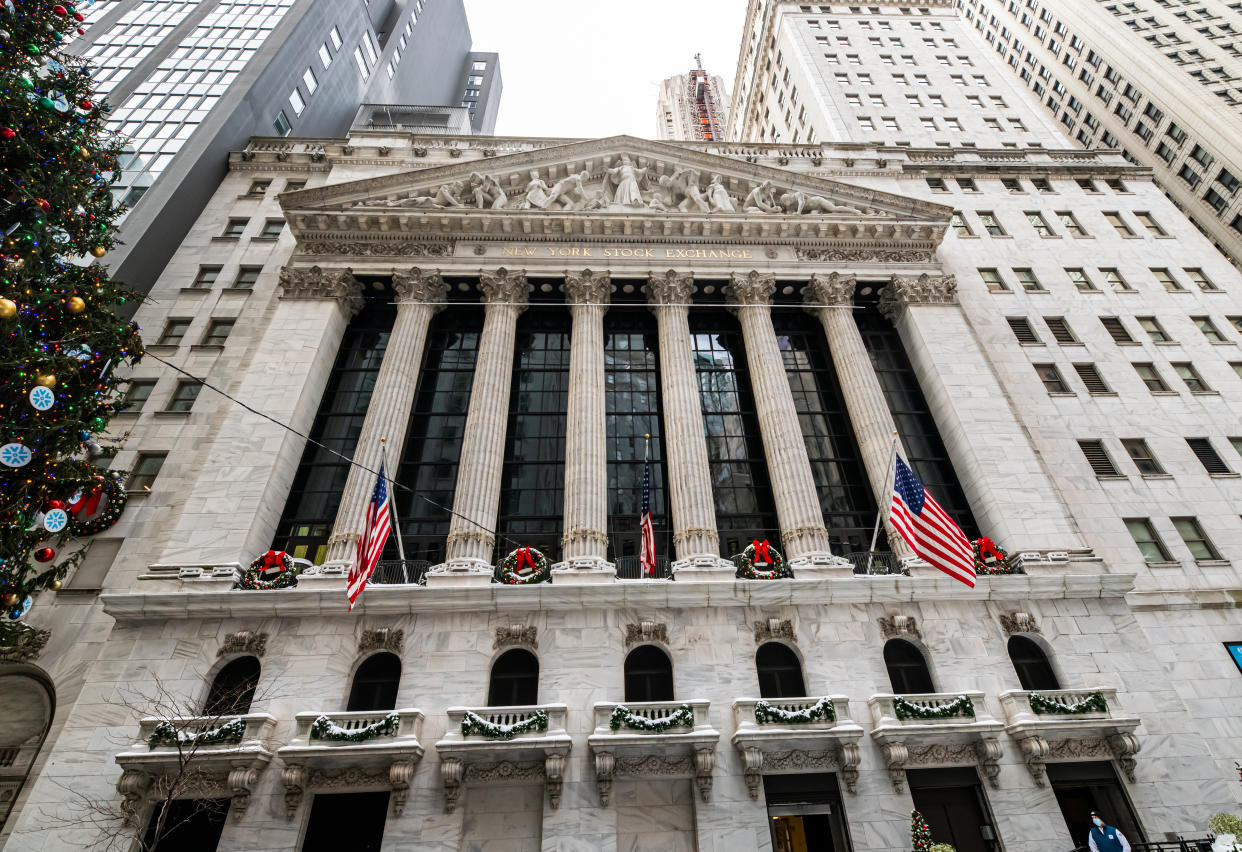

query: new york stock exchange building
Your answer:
[6,125,1242,852]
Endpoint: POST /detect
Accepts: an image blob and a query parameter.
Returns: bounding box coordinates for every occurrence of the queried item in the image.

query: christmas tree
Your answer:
[911,809,934,852]
[0,0,142,639]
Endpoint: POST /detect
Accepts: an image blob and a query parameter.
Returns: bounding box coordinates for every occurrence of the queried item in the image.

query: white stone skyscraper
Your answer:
[656,60,731,141]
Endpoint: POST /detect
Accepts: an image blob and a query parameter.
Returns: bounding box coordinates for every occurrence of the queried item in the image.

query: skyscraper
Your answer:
[656,58,731,141]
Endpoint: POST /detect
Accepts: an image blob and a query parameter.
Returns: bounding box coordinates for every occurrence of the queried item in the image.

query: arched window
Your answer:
[1008,635,1060,691]
[756,643,807,698]
[0,671,55,829]
[347,652,402,711]
[203,656,260,716]
[883,639,934,694]
[624,645,674,703]
[488,649,539,706]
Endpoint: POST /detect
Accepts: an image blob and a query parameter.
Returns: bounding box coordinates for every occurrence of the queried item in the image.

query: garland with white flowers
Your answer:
[1030,691,1108,715]
[609,703,694,732]
[148,717,245,750]
[460,709,548,740]
[893,695,974,721]
[754,697,836,725]
[310,712,399,742]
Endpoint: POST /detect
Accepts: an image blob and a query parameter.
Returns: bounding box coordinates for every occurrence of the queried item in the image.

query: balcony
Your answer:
[867,692,1004,792]
[731,696,864,799]
[998,688,1141,785]
[114,713,277,821]
[586,700,719,805]
[433,704,571,813]
[276,709,424,818]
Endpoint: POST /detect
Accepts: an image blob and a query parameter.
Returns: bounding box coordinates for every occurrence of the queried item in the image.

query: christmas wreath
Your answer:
[893,694,974,721]
[494,546,551,585]
[754,697,836,725]
[971,537,1021,575]
[734,539,793,580]
[237,550,300,590]
[67,474,127,536]
[1030,691,1107,715]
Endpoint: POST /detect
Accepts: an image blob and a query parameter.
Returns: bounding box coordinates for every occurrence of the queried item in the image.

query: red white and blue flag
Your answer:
[349,461,391,609]
[889,455,975,587]
[640,440,656,577]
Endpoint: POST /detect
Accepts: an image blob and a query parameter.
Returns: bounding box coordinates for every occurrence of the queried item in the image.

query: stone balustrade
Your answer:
[731,696,864,798]
[587,700,719,805]
[997,688,1141,786]
[867,691,1004,793]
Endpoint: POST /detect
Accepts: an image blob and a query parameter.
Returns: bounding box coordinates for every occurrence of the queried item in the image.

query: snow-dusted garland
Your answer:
[609,703,694,732]
[460,709,548,740]
[734,539,794,580]
[310,712,399,742]
[148,717,245,749]
[893,695,975,721]
[494,546,551,585]
[754,697,836,725]
[1030,691,1108,715]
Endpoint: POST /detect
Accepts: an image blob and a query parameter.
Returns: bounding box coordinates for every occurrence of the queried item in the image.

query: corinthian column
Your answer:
[432,268,531,581]
[324,269,447,566]
[554,269,615,583]
[647,271,730,577]
[724,271,833,565]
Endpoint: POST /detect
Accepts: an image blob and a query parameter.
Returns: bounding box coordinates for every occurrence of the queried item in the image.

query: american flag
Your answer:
[889,455,975,587]
[348,461,391,609]
[640,440,656,577]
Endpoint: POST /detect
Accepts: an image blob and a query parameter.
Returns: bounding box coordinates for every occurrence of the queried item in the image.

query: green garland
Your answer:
[893,695,974,721]
[148,717,245,749]
[310,712,399,742]
[971,537,1022,575]
[734,540,794,580]
[1030,691,1108,715]
[460,709,548,740]
[68,474,128,536]
[609,703,694,732]
[494,546,551,585]
[755,697,836,725]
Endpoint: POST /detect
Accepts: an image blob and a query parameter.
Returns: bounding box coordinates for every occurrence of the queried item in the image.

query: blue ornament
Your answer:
[44,508,68,532]
[0,443,32,467]
[49,91,70,112]
[8,597,32,620]
[29,385,55,411]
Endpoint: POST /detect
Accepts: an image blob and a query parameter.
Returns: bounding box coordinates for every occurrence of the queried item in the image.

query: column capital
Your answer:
[725,270,776,307]
[278,265,364,316]
[563,269,612,306]
[803,272,857,310]
[646,269,695,306]
[479,267,532,306]
[393,267,448,305]
[879,273,958,321]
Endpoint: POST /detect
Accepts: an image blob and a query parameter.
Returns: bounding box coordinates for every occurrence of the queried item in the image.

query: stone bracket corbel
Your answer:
[694,747,714,803]
[839,743,861,795]
[1017,734,1051,786]
[281,764,306,820]
[975,738,1002,789]
[440,757,463,813]
[545,754,565,810]
[742,746,764,800]
[227,766,259,822]
[881,742,909,792]
[593,751,615,806]
[389,759,415,816]
[116,768,152,823]
[1108,733,1140,782]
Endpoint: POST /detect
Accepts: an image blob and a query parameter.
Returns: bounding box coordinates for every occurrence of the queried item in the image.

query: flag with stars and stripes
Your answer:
[889,455,975,587]
[348,462,391,609]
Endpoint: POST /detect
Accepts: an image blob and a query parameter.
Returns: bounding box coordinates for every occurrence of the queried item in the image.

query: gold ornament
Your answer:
[90,246,106,258]
[50,579,62,591]
[67,296,86,313]
[7,257,23,270]
[3,594,17,607]
[0,298,15,319]
[78,147,90,159]
[35,372,56,388]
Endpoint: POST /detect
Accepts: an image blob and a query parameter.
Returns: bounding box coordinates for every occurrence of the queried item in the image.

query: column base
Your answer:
[550,557,616,584]
[671,555,736,582]
[424,559,495,588]
[787,552,853,579]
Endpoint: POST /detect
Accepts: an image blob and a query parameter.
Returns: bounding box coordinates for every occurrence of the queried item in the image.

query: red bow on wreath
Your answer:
[751,539,773,565]
[515,547,535,572]
[260,550,288,573]
[977,537,1004,564]
[68,484,105,518]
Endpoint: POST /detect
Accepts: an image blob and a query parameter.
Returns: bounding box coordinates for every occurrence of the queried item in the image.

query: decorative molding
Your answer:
[1046,737,1113,761]
[878,615,920,640]
[299,241,454,257]
[494,623,538,650]
[462,759,544,784]
[796,247,936,263]
[999,612,1041,635]
[647,269,695,306]
[1108,732,1141,782]
[593,751,615,805]
[974,739,1003,790]
[624,621,668,647]
[753,618,795,644]
[277,266,364,316]
[879,737,1001,792]
[803,272,857,309]
[0,623,50,662]
[1017,734,1051,786]
[563,269,611,305]
[392,268,448,305]
[358,628,404,655]
[560,527,610,549]
[725,270,776,307]
[742,745,860,799]
[218,631,267,657]
[440,757,463,813]
[478,267,532,306]
[445,529,495,551]
[879,272,957,321]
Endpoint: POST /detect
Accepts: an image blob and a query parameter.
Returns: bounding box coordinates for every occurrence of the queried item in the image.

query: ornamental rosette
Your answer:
[494,546,551,586]
[971,537,1021,575]
[238,550,300,590]
[734,539,793,580]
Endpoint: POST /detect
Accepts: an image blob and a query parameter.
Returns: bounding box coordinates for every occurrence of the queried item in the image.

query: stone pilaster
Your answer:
[324,268,447,566]
[431,269,532,583]
[724,271,833,565]
[647,271,730,577]
[804,272,912,561]
[554,270,615,583]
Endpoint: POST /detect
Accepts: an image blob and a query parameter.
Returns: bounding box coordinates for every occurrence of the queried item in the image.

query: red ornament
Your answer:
[36,198,51,213]
[44,500,65,512]
[79,98,92,110]
[73,10,84,20]
[34,547,56,563]
[77,27,85,34]
[0,128,15,140]
[52,3,67,14]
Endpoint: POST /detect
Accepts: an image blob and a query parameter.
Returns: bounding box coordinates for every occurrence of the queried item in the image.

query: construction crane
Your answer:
[686,54,724,141]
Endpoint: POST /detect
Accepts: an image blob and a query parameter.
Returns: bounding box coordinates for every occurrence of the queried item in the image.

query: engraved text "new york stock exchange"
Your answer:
[499,246,755,259]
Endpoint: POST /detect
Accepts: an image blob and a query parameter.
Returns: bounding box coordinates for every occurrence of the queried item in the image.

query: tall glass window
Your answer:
[604,307,668,564]
[273,293,393,563]
[496,307,571,558]
[391,306,483,564]
[690,308,778,556]
[773,310,877,554]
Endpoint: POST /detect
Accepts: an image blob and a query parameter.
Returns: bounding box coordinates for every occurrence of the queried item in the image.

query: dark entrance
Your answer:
[764,773,853,852]
[143,798,229,851]
[1047,761,1144,850]
[908,768,1002,852]
[301,791,390,852]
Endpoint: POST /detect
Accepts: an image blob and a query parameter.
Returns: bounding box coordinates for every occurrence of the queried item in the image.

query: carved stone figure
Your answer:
[541,170,591,210]
[520,177,551,209]
[434,181,468,208]
[604,155,649,207]
[778,190,855,215]
[386,194,442,209]
[743,180,782,213]
[656,167,708,213]
[707,174,736,213]
[468,172,507,209]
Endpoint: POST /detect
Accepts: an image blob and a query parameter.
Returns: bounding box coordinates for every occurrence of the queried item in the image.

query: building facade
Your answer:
[657,66,732,141]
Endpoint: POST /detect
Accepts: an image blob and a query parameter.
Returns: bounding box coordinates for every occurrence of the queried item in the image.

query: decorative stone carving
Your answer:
[358,628,404,655]
[377,146,391,157]
[545,753,565,809]
[795,248,936,263]
[725,270,776,306]
[615,754,694,776]
[463,759,544,783]
[482,148,497,158]
[392,268,448,305]
[839,743,861,794]
[389,759,415,815]
[309,151,325,163]
[880,742,909,792]
[494,623,537,650]
[753,618,795,644]
[803,272,857,309]
[448,147,463,158]
[308,766,391,790]
[879,273,958,321]
[878,615,920,640]
[542,171,593,210]
[1017,734,1051,786]
[743,180,782,213]
[594,751,615,805]
[694,747,714,802]
[440,757,463,813]
[218,630,267,657]
[604,155,651,207]
[341,145,355,156]
[647,269,695,305]
[1046,738,1113,761]
[412,146,428,157]
[228,766,259,821]
[0,623,50,661]
[741,746,765,800]
[468,172,508,209]
[778,190,859,215]
[879,738,1002,792]
[116,768,152,822]
[563,269,611,305]
[277,266,364,317]
[281,764,307,819]
[299,240,454,257]
[479,267,532,305]
[740,746,859,799]
[1000,612,1041,635]
[624,621,668,647]
[1108,732,1140,782]
[974,738,1003,789]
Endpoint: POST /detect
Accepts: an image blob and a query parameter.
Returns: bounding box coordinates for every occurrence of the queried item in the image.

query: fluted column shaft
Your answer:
[561,271,611,562]
[648,271,720,562]
[726,272,831,560]
[326,270,447,564]
[444,269,531,566]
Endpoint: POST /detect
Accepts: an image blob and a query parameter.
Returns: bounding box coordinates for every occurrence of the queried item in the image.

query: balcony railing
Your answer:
[614,556,672,579]
[848,551,907,575]
[1067,840,1213,852]
[587,700,720,805]
[370,560,430,585]
[998,688,1141,785]
[868,692,1004,792]
[731,696,864,798]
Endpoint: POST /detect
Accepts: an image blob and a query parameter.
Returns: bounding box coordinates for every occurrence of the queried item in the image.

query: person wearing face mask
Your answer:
[1088,811,1132,852]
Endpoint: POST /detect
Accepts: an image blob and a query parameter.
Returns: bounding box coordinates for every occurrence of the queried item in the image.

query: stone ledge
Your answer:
[1127,587,1242,611]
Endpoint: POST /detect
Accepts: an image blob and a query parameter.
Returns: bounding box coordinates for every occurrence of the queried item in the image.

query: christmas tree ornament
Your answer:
[8,597,32,620]
[28,385,55,411]
[52,4,66,14]
[78,98,91,109]
[3,594,18,608]
[34,372,56,388]
[42,508,68,532]
[36,198,51,212]
[0,297,16,318]
[67,295,85,312]
[0,127,14,139]
[50,579,62,591]
[0,443,33,467]
[34,547,55,562]
[90,245,106,257]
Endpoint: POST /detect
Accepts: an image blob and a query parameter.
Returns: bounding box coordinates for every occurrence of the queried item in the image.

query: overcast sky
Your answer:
[462,0,751,139]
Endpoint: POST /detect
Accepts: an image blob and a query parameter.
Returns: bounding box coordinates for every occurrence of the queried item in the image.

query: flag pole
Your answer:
[868,431,901,558]
[380,438,407,564]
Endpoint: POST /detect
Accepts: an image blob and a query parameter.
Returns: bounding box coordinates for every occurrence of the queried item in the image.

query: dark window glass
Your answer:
[128,452,166,491]
[123,380,156,412]
[274,292,394,564]
[166,381,201,413]
[392,306,482,564]
[884,639,934,694]
[203,656,260,715]
[1008,635,1060,690]
[144,798,229,852]
[625,645,674,702]
[301,792,388,852]
[690,308,779,556]
[347,653,401,711]
[233,266,262,288]
[488,649,539,706]
[756,642,807,698]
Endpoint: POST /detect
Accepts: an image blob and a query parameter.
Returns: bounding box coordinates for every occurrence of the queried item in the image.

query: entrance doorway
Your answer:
[1047,761,1144,850]
[907,768,1002,852]
[764,774,853,852]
